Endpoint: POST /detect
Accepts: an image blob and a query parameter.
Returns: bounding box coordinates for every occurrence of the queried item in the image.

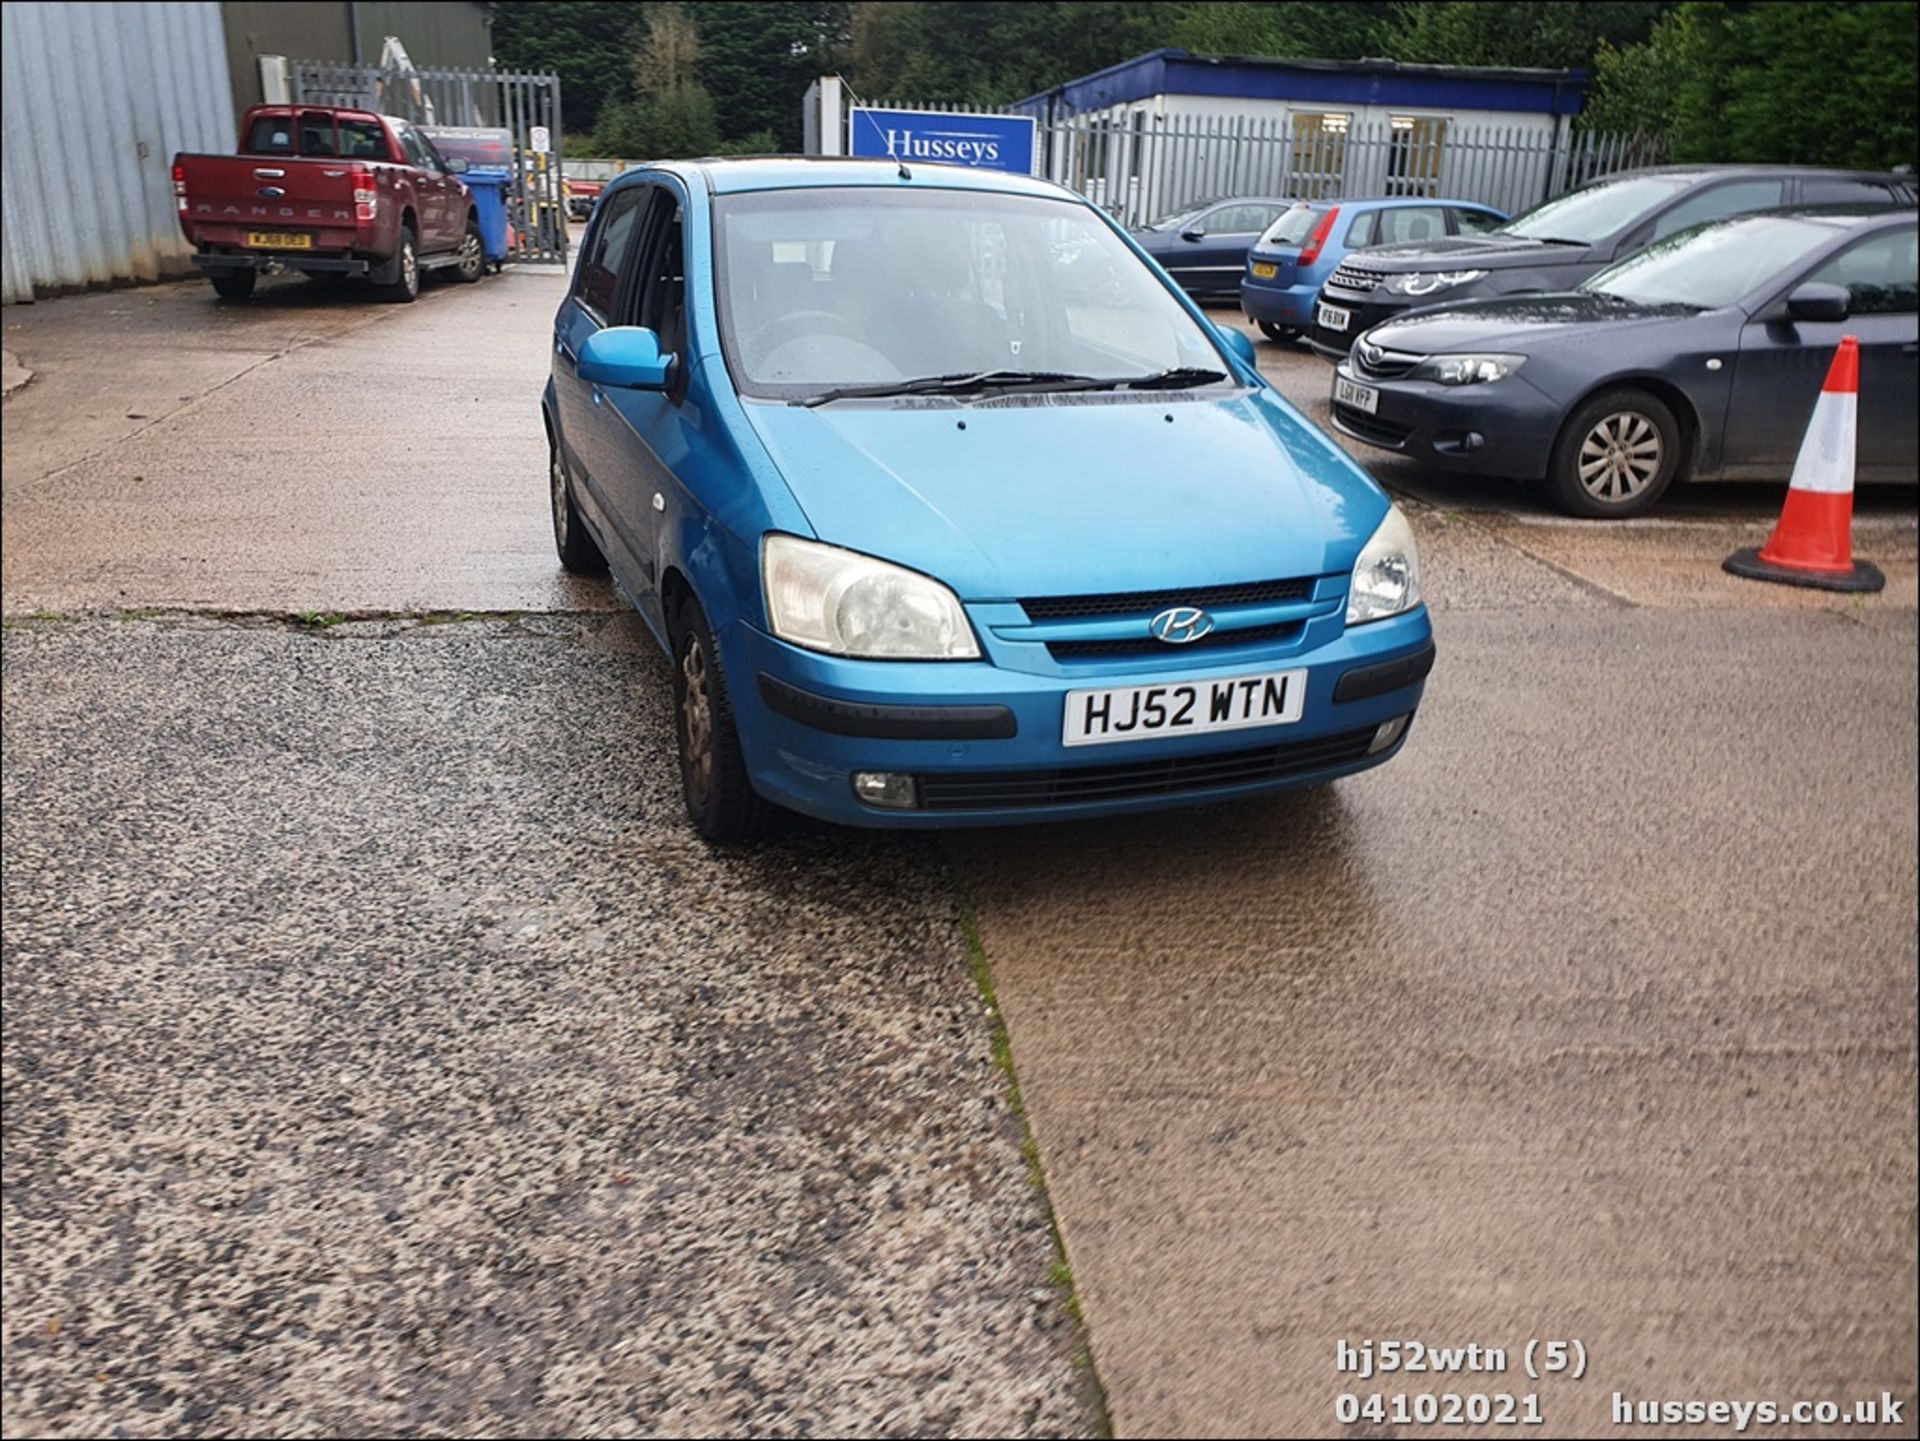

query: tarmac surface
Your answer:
[4,267,1916,1437]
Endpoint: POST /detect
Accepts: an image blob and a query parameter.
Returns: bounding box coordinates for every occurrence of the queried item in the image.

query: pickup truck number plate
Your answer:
[247,231,313,249]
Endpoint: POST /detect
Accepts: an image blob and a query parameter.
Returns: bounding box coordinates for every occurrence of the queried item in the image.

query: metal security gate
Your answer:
[291,60,568,263]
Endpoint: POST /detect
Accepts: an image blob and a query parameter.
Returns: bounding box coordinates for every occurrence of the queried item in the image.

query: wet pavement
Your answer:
[4,273,1916,1437]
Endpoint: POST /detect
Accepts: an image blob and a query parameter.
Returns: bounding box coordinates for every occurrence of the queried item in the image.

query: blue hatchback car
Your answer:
[543,159,1433,839]
[1240,197,1507,341]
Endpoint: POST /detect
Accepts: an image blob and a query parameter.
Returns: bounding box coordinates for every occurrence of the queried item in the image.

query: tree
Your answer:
[1170,1,1392,59]
[1375,1,1671,70]
[491,2,646,135]
[632,3,702,94]
[699,3,852,150]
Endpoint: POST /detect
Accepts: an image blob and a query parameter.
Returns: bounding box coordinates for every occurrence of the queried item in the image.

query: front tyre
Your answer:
[209,269,256,302]
[669,596,773,844]
[549,441,606,574]
[1545,387,1681,518]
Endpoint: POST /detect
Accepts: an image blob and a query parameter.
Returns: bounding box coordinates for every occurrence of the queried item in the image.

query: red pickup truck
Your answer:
[173,105,485,303]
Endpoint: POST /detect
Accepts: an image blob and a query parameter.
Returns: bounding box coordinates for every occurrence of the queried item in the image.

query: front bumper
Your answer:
[1308,292,1413,358]
[1328,362,1561,479]
[721,610,1435,828]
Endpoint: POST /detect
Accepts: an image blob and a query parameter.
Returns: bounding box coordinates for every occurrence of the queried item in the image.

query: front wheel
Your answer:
[1545,388,1682,518]
[453,219,485,283]
[669,597,774,844]
[209,269,256,302]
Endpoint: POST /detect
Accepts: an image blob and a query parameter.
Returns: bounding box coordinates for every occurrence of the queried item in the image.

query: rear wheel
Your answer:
[1545,388,1681,518]
[549,441,607,574]
[1257,321,1299,344]
[376,227,419,303]
[669,596,774,843]
[453,218,485,283]
[209,269,255,302]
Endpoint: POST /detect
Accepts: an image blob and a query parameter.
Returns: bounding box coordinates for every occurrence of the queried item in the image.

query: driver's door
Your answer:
[1725,226,1919,479]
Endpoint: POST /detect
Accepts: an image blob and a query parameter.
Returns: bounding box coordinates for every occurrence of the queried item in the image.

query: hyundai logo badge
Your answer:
[1148,606,1215,644]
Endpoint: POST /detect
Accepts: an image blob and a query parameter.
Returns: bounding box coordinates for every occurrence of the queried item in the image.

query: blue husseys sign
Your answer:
[848,107,1038,175]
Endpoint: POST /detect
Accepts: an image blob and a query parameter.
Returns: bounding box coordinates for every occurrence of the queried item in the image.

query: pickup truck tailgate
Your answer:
[174,154,365,249]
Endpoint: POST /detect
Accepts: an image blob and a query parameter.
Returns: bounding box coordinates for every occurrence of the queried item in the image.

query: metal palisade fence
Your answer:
[291,61,569,263]
[861,102,1666,226]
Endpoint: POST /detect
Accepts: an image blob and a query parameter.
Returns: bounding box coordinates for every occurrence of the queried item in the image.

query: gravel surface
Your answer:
[2,615,1094,1438]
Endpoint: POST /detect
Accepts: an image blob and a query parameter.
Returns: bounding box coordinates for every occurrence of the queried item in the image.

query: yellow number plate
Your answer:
[246,231,313,249]
[1251,261,1278,279]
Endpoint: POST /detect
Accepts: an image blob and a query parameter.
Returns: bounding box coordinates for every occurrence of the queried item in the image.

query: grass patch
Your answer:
[956,883,1111,1436]
[292,610,348,629]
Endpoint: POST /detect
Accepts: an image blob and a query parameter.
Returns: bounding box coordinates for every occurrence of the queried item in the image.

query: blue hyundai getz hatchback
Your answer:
[543,159,1433,839]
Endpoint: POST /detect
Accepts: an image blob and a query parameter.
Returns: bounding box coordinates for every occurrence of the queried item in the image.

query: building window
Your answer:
[1288,112,1350,201]
[1386,115,1447,197]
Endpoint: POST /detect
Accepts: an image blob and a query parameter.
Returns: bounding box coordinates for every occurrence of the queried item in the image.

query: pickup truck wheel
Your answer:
[669,595,774,844]
[453,220,485,283]
[209,270,256,302]
[377,228,419,303]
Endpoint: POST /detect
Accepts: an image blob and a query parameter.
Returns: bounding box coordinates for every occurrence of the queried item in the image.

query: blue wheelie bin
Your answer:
[460,166,513,270]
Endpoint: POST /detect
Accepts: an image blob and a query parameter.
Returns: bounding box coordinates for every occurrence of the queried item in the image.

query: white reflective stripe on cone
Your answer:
[1785,390,1857,496]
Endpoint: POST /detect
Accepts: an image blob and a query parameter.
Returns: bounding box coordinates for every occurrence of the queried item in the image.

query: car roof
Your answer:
[620,156,1085,202]
[1738,204,1917,228]
[1296,196,1498,211]
[1585,163,1915,184]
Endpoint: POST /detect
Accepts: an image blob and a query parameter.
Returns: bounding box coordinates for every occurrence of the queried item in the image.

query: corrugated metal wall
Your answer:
[2,1,235,303]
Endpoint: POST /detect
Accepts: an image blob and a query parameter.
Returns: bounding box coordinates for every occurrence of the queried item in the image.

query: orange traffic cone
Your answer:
[1724,336,1884,593]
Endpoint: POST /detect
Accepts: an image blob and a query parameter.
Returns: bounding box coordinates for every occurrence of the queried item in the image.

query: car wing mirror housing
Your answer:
[1784,281,1850,323]
[446,156,470,174]
[578,326,674,390]
[1179,226,1206,242]
[1215,324,1257,367]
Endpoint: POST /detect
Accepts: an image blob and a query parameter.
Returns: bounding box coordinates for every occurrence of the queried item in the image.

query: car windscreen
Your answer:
[1581,213,1836,309]
[712,187,1228,399]
[1259,203,1323,247]
[1498,174,1693,244]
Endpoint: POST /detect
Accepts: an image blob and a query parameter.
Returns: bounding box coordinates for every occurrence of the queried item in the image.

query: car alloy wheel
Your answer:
[402,242,418,294]
[550,449,570,551]
[456,228,483,282]
[1578,410,1663,503]
[679,634,715,806]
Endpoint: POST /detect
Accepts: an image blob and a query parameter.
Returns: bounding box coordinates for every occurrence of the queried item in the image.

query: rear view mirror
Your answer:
[1215,325,1257,366]
[1785,282,1850,323]
[578,326,674,390]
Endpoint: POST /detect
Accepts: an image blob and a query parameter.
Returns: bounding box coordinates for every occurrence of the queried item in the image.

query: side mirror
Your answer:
[446,157,470,174]
[578,326,674,390]
[1785,281,1850,323]
[1179,226,1206,242]
[1215,325,1257,367]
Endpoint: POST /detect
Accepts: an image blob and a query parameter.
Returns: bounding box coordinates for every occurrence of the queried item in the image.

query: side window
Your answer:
[1803,228,1919,315]
[635,191,688,358]
[1344,211,1376,247]
[338,119,385,159]
[1207,205,1268,234]
[577,186,646,320]
[1800,177,1903,206]
[1375,206,1447,244]
[1650,179,1786,240]
[396,125,439,173]
[1452,207,1504,234]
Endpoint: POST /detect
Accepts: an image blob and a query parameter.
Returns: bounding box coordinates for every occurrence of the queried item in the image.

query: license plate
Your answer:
[246,231,312,249]
[1250,261,1278,279]
[1317,302,1351,332]
[1334,376,1379,415]
[1063,668,1307,748]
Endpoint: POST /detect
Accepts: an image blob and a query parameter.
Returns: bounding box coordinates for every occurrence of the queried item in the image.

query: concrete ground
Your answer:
[4,270,1916,1438]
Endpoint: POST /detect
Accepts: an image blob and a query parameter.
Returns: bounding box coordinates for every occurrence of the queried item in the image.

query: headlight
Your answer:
[762,534,979,660]
[1406,353,1526,385]
[1346,504,1422,625]
[1388,269,1488,296]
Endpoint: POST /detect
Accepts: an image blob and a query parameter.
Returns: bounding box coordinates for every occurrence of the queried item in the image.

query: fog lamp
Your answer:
[1369,715,1412,754]
[852,771,918,810]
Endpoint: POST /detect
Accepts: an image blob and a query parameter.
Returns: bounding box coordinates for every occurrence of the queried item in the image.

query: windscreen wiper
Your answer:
[798,370,1093,406]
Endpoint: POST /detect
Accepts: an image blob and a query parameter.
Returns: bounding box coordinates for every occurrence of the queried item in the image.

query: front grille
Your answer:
[1334,405,1413,448]
[1328,264,1385,294]
[1021,577,1313,623]
[1351,345,1420,380]
[915,727,1377,810]
[1047,620,1302,661]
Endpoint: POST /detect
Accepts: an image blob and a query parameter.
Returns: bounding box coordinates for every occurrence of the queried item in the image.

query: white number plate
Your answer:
[1334,375,1379,414]
[1062,669,1307,747]
[1317,302,1351,332]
